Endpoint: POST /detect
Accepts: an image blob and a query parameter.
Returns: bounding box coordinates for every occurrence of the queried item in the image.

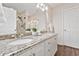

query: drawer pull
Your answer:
[48,42,50,44]
[54,38,56,40]
[33,53,35,56]
[48,49,50,51]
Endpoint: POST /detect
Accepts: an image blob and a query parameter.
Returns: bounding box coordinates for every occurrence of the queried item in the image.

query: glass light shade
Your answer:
[36,5,39,8]
[36,4,39,8]
[41,8,45,11]
[40,3,43,6]
[36,3,48,12]
[45,7,48,10]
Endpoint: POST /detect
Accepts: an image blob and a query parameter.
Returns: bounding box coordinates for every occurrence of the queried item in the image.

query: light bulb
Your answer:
[45,7,48,10]
[11,35,15,37]
[36,4,39,8]
[40,3,43,6]
[41,8,45,11]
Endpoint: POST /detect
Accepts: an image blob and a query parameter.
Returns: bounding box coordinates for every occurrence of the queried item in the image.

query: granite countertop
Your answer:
[0,33,57,56]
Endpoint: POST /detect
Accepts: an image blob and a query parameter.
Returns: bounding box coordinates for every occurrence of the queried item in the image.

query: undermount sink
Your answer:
[8,39,33,45]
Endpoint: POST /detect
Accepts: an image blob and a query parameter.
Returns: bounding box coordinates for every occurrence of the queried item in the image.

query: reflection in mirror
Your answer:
[16,3,54,37]
[16,10,40,37]
[0,3,7,25]
[0,4,16,40]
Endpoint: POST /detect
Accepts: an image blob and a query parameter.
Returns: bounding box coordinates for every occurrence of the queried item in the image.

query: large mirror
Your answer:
[2,3,54,38]
[16,11,45,37]
[16,3,48,37]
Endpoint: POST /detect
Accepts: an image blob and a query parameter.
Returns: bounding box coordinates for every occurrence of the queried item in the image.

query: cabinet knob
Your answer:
[48,42,50,44]
[64,29,67,31]
[48,49,50,51]
[54,38,56,40]
[33,53,35,56]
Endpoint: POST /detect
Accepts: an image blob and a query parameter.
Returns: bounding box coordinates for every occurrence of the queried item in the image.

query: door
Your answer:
[64,7,79,48]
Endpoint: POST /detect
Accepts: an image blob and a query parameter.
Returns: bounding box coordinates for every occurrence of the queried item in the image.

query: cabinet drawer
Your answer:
[14,42,45,56]
[14,47,33,56]
[32,42,45,56]
[44,36,57,56]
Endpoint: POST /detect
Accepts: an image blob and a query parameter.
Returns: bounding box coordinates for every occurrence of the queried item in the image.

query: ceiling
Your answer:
[2,3,61,16]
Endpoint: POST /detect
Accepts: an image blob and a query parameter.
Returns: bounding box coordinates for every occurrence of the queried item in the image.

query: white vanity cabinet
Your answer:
[13,35,57,56]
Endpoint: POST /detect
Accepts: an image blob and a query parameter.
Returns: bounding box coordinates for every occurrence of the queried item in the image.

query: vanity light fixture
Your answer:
[36,3,53,32]
[36,3,48,12]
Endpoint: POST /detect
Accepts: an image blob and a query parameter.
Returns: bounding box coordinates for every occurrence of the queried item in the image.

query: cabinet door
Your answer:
[44,36,57,56]
[44,39,51,56]
[32,42,45,56]
[49,37,57,55]
[14,47,33,56]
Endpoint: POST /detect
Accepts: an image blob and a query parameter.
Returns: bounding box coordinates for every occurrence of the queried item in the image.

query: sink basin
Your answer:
[8,39,33,45]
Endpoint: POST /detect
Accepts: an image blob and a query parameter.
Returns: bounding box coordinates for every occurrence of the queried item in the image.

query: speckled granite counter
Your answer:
[0,33,57,56]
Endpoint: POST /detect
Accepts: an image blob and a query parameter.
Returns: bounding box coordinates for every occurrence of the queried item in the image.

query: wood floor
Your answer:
[55,45,79,56]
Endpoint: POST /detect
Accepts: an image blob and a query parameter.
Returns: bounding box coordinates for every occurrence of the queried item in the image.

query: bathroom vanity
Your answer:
[0,33,57,56]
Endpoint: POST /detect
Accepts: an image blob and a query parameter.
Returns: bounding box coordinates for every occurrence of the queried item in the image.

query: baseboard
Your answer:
[58,44,79,50]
